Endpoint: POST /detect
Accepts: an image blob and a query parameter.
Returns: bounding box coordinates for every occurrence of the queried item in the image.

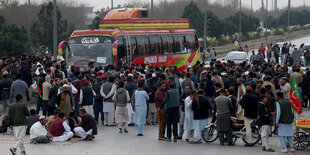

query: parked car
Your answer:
[226,51,248,65]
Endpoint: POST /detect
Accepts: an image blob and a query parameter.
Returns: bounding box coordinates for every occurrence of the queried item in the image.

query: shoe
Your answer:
[9,147,16,155]
[176,137,182,140]
[124,129,128,133]
[265,148,275,152]
[262,146,266,151]
[158,137,166,141]
[280,148,288,153]
[290,148,295,152]
[84,135,94,141]
[244,143,254,147]
[166,138,172,142]
[197,139,202,144]
[119,128,123,133]
[185,139,189,142]
[173,139,177,142]
[20,151,28,155]
[138,134,143,136]
[227,143,235,146]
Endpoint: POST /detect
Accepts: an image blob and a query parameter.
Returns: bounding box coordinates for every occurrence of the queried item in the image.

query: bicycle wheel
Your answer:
[242,127,261,145]
[202,125,218,143]
[294,131,308,151]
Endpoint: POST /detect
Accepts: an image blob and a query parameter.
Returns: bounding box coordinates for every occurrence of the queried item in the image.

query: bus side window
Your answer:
[137,36,146,57]
[117,37,125,58]
[130,37,138,58]
[174,36,180,53]
[167,36,174,54]
[155,36,163,55]
[149,36,157,55]
[162,36,168,54]
[185,34,196,52]
[143,37,150,56]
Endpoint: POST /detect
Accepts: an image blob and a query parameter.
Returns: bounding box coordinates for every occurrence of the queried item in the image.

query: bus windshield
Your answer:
[68,36,114,64]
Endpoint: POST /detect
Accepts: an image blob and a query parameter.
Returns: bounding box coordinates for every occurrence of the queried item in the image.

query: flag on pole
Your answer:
[289,75,303,114]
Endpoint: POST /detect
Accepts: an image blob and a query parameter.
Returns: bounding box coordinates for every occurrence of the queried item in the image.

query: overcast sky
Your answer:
[77,0,307,11]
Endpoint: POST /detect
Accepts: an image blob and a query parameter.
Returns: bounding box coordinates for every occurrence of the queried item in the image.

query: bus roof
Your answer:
[70,29,195,38]
[100,18,189,31]
[104,8,148,19]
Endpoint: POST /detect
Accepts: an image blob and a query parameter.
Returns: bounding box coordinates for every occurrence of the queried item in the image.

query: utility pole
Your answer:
[288,0,290,43]
[164,0,167,19]
[53,0,57,60]
[265,0,268,44]
[251,0,253,13]
[203,0,207,62]
[27,0,31,33]
[239,0,242,42]
[151,0,154,18]
[274,0,277,10]
[111,0,113,10]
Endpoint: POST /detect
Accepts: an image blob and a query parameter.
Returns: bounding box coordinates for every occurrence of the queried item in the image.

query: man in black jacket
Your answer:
[258,95,275,152]
[0,71,13,114]
[239,85,258,146]
[192,90,211,143]
[74,108,97,141]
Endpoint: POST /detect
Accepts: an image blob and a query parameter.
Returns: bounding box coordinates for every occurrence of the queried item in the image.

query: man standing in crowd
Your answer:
[280,77,291,100]
[275,92,295,153]
[74,108,97,141]
[239,86,258,146]
[163,83,180,142]
[258,95,275,152]
[259,43,266,59]
[178,85,191,140]
[57,84,73,116]
[10,73,29,104]
[30,116,53,144]
[100,76,116,126]
[155,82,167,141]
[132,81,149,136]
[0,71,13,114]
[213,89,233,145]
[183,91,195,142]
[9,94,30,155]
[42,75,52,117]
[79,79,95,117]
[192,90,211,143]
[113,81,130,133]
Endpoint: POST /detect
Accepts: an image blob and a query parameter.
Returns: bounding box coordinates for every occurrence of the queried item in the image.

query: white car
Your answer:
[226,51,248,65]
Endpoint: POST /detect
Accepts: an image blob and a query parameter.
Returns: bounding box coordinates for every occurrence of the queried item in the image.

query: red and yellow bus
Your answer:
[58,8,200,71]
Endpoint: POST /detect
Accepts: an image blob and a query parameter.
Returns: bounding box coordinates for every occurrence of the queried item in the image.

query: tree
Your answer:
[227,12,260,34]
[182,1,204,37]
[89,16,101,29]
[30,2,73,54]
[0,14,30,56]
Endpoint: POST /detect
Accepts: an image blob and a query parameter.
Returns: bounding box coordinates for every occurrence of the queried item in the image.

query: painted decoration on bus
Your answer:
[132,50,200,71]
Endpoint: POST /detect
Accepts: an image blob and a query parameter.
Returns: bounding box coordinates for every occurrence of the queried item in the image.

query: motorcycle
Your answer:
[202,116,261,145]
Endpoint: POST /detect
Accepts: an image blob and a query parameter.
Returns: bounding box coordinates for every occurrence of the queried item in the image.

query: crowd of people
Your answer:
[0,42,310,154]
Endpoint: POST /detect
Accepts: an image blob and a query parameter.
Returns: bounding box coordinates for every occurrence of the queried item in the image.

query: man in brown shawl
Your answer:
[57,84,73,116]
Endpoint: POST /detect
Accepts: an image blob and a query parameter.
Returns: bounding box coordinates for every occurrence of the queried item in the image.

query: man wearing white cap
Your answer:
[57,84,73,116]
[30,116,52,144]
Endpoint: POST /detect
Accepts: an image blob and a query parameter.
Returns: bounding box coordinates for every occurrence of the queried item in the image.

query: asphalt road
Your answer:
[218,34,310,61]
[0,101,310,155]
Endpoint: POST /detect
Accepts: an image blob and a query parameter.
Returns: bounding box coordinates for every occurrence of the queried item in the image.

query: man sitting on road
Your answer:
[50,112,73,142]
[74,108,97,141]
[30,116,53,144]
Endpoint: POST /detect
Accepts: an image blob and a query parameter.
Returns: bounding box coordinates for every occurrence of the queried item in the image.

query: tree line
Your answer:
[0,2,73,56]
